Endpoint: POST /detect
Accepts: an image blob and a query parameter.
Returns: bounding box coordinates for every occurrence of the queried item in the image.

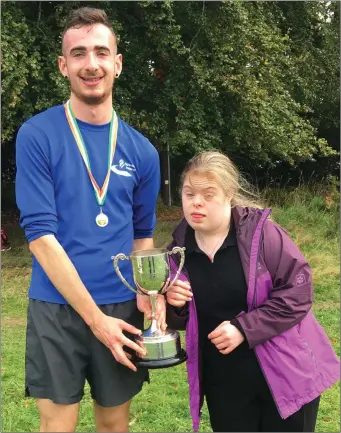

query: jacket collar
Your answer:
[171,206,268,247]
[185,218,236,255]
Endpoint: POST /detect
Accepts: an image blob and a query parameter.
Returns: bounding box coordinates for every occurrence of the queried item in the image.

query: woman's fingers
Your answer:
[166,296,187,307]
[167,291,192,302]
[172,280,192,291]
[216,342,229,350]
[210,335,226,346]
[165,280,192,307]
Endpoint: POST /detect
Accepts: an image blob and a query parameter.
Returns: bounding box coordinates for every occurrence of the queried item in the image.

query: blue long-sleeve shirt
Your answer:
[16,104,160,304]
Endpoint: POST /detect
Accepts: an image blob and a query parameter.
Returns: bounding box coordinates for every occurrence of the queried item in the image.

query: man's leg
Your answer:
[93,400,131,432]
[88,301,149,432]
[37,399,80,432]
[25,301,88,431]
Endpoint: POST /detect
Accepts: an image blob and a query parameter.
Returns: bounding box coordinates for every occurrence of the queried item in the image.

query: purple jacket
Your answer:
[167,206,340,431]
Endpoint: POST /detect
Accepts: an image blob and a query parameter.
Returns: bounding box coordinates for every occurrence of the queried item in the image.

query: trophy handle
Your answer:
[112,253,138,295]
[167,247,186,289]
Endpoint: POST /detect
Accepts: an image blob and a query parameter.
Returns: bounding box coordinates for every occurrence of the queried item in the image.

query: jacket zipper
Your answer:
[251,208,271,310]
[171,243,204,420]
[250,209,283,417]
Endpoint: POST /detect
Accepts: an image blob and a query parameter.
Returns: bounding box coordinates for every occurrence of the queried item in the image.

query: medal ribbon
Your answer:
[64,100,118,207]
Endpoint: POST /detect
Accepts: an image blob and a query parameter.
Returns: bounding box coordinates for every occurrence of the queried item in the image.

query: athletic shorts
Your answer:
[25,299,149,406]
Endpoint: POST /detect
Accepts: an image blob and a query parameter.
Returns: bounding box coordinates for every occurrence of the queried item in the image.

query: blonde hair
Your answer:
[180,151,263,209]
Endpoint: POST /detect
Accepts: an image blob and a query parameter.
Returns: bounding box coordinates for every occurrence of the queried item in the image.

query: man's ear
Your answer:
[114,53,123,78]
[58,55,68,78]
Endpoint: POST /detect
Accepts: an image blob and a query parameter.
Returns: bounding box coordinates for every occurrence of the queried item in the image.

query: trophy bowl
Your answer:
[112,247,187,369]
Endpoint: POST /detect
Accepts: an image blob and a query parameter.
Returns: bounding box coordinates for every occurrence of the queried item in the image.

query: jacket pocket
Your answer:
[296,322,318,369]
[268,325,317,374]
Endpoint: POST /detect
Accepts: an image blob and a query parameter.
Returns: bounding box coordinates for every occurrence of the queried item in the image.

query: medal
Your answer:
[65,100,118,227]
[96,209,109,227]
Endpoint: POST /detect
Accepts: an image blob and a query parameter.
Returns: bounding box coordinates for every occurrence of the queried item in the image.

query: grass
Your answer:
[1,191,340,432]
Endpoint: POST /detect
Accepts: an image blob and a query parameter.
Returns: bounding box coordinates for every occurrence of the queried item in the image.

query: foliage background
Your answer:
[1,1,340,203]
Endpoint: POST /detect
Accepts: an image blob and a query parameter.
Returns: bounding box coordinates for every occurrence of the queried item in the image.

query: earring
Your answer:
[115,73,120,78]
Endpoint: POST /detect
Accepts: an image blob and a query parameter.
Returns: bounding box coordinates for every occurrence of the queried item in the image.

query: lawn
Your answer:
[1,197,340,432]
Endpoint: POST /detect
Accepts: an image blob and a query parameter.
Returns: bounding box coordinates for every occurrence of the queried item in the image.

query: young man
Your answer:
[16,7,162,432]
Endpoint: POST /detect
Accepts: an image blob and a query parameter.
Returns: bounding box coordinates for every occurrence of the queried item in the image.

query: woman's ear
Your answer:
[225,193,233,205]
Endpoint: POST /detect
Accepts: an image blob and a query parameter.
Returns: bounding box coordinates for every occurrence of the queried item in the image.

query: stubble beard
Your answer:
[71,79,115,106]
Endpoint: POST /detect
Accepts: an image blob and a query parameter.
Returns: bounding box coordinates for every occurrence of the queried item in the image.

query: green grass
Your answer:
[1,194,340,432]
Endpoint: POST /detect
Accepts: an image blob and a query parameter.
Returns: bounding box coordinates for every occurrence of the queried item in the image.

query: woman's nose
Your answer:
[193,195,202,206]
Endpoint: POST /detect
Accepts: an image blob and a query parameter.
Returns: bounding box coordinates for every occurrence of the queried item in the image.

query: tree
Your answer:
[1,1,339,188]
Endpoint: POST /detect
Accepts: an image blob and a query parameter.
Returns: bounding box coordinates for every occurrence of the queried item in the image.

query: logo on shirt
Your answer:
[111,159,136,177]
[295,273,307,286]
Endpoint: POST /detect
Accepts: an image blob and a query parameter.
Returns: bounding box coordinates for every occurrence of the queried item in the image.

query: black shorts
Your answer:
[25,299,149,406]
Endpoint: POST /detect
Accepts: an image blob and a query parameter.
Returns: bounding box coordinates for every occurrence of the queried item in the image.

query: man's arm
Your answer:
[29,236,147,370]
[16,123,146,371]
[132,141,165,328]
[29,234,108,326]
[133,238,154,251]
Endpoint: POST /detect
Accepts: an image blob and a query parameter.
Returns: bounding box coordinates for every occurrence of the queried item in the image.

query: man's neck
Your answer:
[69,94,113,125]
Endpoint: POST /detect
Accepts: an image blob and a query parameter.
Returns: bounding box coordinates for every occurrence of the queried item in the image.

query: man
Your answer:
[16,7,163,432]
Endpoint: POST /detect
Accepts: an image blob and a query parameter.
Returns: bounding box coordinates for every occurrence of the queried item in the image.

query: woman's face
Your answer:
[181,172,232,234]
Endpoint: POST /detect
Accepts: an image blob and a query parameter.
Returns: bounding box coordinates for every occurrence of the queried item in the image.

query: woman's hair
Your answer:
[180,150,263,208]
[62,7,116,46]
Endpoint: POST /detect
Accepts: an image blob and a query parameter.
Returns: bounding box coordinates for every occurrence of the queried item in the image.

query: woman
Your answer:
[165,151,339,432]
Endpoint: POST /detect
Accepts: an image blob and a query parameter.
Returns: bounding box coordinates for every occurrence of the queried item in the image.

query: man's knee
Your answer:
[94,400,131,432]
[36,399,80,432]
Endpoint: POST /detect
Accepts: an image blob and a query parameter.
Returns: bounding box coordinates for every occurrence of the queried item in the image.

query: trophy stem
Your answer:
[150,293,158,320]
[145,292,160,336]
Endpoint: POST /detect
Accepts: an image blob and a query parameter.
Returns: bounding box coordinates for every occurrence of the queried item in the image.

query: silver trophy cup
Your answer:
[112,247,187,368]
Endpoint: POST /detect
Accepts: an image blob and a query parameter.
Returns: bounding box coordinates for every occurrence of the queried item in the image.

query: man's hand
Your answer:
[208,321,244,355]
[166,280,193,307]
[136,294,167,331]
[90,313,147,372]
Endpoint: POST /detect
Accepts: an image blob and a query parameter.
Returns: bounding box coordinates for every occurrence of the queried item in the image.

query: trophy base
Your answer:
[135,348,187,369]
[133,328,187,369]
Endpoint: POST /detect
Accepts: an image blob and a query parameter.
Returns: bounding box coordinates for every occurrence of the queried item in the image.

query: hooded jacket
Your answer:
[166,206,340,431]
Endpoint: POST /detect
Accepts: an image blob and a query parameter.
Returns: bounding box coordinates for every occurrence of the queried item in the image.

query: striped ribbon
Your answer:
[64,99,118,206]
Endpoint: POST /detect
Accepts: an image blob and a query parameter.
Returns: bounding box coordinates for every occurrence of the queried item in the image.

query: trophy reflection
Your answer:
[112,247,187,368]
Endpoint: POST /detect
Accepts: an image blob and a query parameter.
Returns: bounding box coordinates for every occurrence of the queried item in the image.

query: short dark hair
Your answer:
[62,7,116,45]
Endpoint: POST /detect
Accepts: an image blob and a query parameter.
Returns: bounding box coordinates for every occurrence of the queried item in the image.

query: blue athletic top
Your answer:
[15,104,160,304]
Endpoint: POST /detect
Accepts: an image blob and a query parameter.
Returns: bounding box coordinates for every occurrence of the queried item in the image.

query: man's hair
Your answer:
[62,7,116,45]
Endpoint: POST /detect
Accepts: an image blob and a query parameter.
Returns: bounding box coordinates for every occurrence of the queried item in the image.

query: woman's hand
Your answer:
[166,280,193,307]
[208,321,244,354]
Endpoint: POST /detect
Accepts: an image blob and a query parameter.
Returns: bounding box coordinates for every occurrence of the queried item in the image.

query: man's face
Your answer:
[58,23,122,105]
